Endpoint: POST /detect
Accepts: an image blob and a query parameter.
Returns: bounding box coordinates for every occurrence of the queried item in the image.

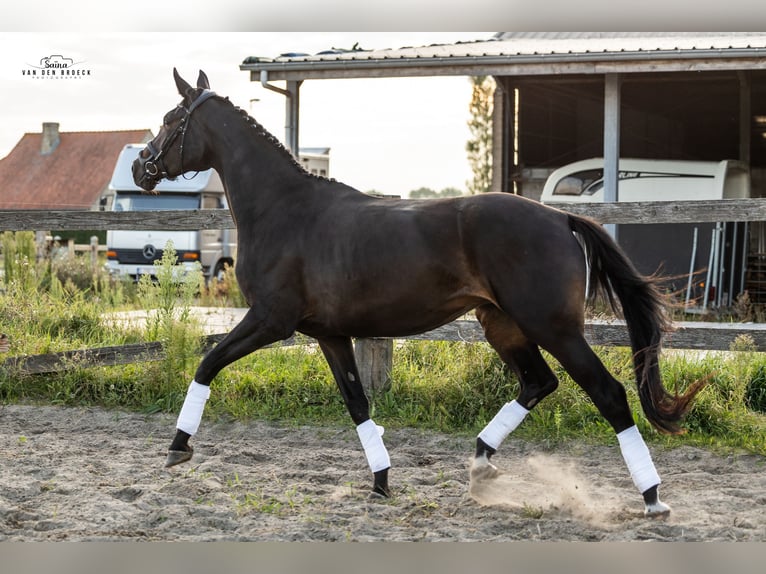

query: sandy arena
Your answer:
[1,403,764,541]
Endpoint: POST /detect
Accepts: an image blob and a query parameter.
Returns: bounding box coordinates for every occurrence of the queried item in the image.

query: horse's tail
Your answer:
[567,213,706,434]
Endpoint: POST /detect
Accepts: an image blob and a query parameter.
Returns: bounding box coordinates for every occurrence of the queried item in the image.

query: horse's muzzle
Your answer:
[132,155,160,192]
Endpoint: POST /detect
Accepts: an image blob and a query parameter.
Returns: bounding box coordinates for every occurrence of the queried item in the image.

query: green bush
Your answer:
[51,253,111,293]
[745,363,766,413]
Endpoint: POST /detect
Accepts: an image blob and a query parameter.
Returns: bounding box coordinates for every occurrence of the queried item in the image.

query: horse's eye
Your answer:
[162,106,184,126]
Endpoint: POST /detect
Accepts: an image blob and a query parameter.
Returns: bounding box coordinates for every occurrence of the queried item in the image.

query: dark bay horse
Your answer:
[133,69,705,516]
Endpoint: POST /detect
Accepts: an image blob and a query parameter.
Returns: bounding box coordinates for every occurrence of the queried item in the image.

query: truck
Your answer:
[104,144,236,282]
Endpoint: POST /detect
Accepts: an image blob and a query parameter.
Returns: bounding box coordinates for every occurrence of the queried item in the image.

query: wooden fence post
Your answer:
[354,338,393,399]
[90,236,98,267]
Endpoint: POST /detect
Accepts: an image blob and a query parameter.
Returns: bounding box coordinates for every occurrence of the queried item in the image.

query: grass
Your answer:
[222,470,315,517]
[0,230,765,457]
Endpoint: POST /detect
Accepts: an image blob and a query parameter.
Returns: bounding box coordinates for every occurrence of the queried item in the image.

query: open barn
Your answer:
[240,32,766,308]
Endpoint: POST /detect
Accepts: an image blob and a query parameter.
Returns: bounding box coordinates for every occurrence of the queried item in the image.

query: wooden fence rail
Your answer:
[545,197,766,224]
[0,209,234,232]
[7,319,766,375]
[4,319,766,398]
[3,197,766,232]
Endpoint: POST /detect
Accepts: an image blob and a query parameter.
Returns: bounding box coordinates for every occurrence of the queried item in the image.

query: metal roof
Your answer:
[240,32,766,81]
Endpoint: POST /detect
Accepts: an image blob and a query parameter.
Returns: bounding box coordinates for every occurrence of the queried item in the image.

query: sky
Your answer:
[0,32,489,198]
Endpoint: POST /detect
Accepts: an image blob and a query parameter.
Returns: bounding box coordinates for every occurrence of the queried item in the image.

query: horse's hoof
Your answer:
[470,455,500,481]
[368,488,390,501]
[371,468,390,499]
[644,500,671,517]
[165,448,193,468]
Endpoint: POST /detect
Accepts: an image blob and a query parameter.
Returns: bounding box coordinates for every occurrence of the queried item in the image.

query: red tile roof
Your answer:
[0,127,153,210]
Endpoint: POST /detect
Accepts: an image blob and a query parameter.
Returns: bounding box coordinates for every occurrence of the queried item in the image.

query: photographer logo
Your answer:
[22,55,92,79]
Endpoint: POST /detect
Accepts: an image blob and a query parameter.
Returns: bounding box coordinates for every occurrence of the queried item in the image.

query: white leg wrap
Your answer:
[356,419,390,473]
[478,400,529,450]
[176,380,211,436]
[617,425,661,493]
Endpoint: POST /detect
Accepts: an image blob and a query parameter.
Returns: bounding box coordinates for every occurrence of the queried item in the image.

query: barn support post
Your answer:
[259,71,302,153]
[491,76,508,193]
[603,73,622,240]
[354,338,393,400]
[738,71,751,166]
[284,80,302,154]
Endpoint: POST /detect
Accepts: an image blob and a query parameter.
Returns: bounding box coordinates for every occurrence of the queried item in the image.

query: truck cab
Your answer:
[104,144,236,281]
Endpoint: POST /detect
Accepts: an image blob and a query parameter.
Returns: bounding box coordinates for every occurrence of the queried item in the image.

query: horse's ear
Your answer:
[173,68,193,98]
[197,70,210,90]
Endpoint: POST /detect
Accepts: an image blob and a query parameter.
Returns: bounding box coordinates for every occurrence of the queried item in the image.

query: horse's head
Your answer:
[132,68,216,192]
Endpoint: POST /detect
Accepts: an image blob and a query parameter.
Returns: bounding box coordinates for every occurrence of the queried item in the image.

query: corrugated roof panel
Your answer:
[252,33,766,62]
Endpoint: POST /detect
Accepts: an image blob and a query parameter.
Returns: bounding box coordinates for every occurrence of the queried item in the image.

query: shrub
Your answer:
[51,253,112,294]
[745,363,766,413]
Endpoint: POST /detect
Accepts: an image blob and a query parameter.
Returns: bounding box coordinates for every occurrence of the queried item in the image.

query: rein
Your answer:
[143,89,217,181]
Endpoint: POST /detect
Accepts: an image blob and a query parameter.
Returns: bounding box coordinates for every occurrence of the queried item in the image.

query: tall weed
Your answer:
[2,231,39,294]
[133,241,204,412]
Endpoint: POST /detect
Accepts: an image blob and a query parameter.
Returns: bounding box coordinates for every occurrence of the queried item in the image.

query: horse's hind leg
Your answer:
[473,305,559,478]
[316,335,391,498]
[165,306,294,468]
[542,333,671,516]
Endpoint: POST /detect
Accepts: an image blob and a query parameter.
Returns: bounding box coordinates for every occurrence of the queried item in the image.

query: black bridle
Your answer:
[142,89,217,182]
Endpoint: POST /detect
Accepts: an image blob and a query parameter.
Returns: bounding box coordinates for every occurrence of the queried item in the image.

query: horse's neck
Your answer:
[206,110,310,215]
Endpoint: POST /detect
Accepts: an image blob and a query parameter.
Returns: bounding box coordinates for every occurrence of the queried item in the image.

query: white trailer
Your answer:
[539,157,749,203]
[105,144,236,281]
[540,158,751,310]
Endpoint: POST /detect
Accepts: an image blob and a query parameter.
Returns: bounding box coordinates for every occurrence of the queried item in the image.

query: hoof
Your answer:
[642,485,671,517]
[470,454,500,481]
[371,468,390,498]
[368,489,390,501]
[645,500,671,517]
[165,447,193,468]
[371,484,391,499]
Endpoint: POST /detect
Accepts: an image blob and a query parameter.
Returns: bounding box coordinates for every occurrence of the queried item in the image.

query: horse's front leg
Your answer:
[165,306,294,468]
[316,335,391,498]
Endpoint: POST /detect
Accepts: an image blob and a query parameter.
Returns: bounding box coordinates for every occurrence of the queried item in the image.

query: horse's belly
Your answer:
[297,293,483,339]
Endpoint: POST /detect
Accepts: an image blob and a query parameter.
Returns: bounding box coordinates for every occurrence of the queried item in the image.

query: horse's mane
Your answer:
[222,96,332,183]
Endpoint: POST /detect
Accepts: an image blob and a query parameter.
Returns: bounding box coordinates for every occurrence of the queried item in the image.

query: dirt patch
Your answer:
[1,404,764,541]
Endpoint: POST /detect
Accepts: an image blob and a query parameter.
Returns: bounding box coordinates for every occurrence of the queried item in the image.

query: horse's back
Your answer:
[310,188,583,287]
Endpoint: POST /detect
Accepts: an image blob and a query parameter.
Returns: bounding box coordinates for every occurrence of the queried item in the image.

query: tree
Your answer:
[409,186,464,199]
[438,187,463,198]
[409,187,438,198]
[466,76,495,195]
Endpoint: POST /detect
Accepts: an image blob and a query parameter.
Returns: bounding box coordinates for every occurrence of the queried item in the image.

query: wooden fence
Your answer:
[3,199,766,396]
[3,197,766,232]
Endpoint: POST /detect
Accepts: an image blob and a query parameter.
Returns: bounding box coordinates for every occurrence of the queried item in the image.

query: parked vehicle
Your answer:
[539,157,749,203]
[104,144,236,281]
[540,158,751,310]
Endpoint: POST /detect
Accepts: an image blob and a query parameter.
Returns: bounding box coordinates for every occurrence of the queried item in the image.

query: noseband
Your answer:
[142,89,217,181]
